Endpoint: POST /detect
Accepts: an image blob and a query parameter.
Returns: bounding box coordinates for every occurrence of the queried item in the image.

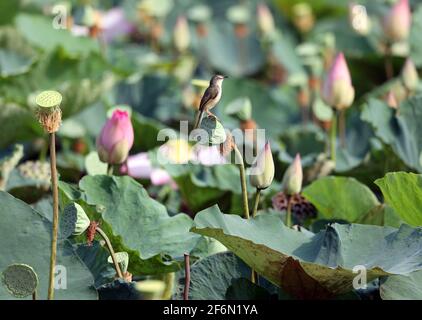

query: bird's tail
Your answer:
[193,109,205,130]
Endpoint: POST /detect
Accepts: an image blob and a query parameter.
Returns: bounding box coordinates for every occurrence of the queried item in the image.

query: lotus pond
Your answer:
[1,0,422,301]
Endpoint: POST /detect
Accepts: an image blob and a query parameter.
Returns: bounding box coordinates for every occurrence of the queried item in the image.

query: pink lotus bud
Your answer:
[97,109,134,164]
[173,16,190,53]
[282,154,303,195]
[322,52,355,110]
[382,0,411,42]
[250,141,275,190]
[401,58,419,92]
[386,90,398,109]
[257,3,275,36]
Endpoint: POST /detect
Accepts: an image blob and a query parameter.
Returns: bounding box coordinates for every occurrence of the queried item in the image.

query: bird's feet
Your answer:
[206,110,219,121]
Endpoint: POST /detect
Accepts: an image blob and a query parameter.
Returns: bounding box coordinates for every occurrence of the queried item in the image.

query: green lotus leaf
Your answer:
[0,191,96,300]
[302,176,379,222]
[380,270,422,300]
[191,205,422,298]
[225,97,252,121]
[375,172,422,226]
[60,175,206,275]
[361,97,422,172]
[15,13,99,56]
[173,252,278,300]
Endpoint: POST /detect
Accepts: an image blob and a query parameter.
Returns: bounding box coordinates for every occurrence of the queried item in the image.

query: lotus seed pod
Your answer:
[401,58,419,92]
[173,16,190,53]
[196,116,227,145]
[135,280,166,300]
[1,264,38,298]
[35,90,62,133]
[282,154,303,195]
[17,161,51,190]
[0,144,24,190]
[60,203,91,238]
[250,141,275,190]
[382,0,411,43]
[272,192,317,225]
[107,252,129,274]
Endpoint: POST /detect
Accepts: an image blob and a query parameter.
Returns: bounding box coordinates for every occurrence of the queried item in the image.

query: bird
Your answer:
[193,74,227,129]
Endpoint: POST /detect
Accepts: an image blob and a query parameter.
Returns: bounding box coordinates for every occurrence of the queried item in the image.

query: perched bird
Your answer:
[193,74,227,129]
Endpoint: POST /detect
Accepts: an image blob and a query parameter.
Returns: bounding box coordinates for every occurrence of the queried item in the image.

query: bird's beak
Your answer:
[223,76,228,79]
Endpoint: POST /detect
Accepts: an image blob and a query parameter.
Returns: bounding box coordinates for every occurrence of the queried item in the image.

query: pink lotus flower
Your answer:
[191,145,227,166]
[382,0,411,42]
[120,152,176,188]
[322,52,355,110]
[100,8,134,43]
[97,109,134,164]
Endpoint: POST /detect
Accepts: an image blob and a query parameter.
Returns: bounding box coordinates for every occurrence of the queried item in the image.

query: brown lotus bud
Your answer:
[240,119,257,131]
[35,91,62,133]
[297,87,310,108]
[219,132,235,157]
[234,23,249,38]
[196,23,208,37]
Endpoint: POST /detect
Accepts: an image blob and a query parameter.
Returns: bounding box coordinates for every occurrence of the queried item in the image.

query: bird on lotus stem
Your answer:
[193,74,228,129]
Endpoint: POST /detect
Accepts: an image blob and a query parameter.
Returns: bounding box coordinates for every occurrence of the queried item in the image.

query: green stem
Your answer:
[286,195,292,228]
[47,132,59,300]
[32,290,37,300]
[107,164,114,176]
[162,272,175,300]
[330,111,337,164]
[96,227,124,279]
[385,43,394,80]
[251,188,261,284]
[234,145,250,219]
[339,109,346,149]
[252,189,261,218]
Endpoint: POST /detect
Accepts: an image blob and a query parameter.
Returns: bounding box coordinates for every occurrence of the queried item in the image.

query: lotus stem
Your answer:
[47,132,60,300]
[32,291,37,300]
[251,188,261,284]
[107,164,114,176]
[234,144,250,219]
[339,109,346,149]
[286,195,292,228]
[184,254,190,300]
[330,111,337,164]
[252,189,261,218]
[96,227,124,279]
[385,43,394,80]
